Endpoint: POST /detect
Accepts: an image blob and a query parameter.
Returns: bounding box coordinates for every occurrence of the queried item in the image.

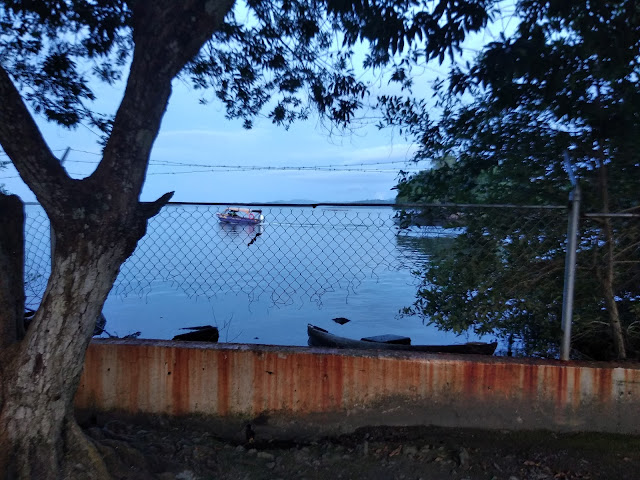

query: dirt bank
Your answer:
[82,414,640,480]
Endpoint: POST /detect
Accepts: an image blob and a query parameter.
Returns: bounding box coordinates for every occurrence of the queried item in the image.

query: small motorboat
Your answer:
[307,324,497,355]
[217,207,264,225]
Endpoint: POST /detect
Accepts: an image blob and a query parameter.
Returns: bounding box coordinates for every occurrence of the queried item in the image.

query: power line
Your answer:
[62,148,423,171]
[68,149,101,156]
[147,167,422,175]
[0,147,426,180]
[148,160,421,170]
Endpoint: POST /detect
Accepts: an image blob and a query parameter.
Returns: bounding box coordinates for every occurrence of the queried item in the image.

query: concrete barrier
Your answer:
[75,339,640,434]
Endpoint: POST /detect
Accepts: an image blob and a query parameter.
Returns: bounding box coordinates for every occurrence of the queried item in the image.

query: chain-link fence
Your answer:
[25,203,440,308]
[22,202,640,357]
[24,202,566,318]
[395,204,570,355]
[24,205,50,308]
[571,213,640,358]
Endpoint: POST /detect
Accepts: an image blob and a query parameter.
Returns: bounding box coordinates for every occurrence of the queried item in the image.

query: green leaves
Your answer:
[390,0,640,359]
[1,0,131,128]
[400,206,568,356]
[2,0,495,132]
[185,0,493,129]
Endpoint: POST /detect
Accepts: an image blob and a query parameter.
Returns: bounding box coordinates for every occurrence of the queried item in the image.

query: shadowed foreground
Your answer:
[85,414,639,480]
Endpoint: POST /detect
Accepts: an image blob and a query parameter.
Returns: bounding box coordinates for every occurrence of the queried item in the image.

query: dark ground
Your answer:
[84,414,640,480]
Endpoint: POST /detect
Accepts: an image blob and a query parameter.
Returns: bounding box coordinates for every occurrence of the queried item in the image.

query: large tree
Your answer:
[388,0,640,359]
[0,0,492,477]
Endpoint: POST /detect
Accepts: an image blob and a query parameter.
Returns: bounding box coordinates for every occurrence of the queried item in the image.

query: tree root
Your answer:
[61,417,112,480]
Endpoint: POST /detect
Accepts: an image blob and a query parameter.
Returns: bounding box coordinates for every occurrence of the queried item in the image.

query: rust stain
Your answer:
[346,355,369,402]
[263,352,276,411]
[216,352,230,415]
[127,345,141,413]
[340,354,354,403]
[572,367,582,410]
[462,361,478,396]
[116,345,133,409]
[332,355,344,408]
[424,360,434,396]
[521,363,538,398]
[557,365,568,408]
[302,353,345,411]
[282,354,298,410]
[76,343,102,410]
[595,367,613,404]
[251,351,264,414]
[620,368,640,401]
[171,346,191,415]
[402,358,422,396]
[317,356,329,410]
[479,362,494,397]
[75,341,640,433]
[139,345,156,413]
[383,356,400,394]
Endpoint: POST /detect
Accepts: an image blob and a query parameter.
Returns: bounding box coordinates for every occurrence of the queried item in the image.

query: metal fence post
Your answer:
[561,154,581,361]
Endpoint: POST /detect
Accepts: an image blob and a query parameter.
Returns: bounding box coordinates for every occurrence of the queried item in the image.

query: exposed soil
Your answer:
[83,414,640,480]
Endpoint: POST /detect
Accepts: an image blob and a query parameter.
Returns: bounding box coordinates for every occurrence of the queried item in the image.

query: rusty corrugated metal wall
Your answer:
[75,340,640,433]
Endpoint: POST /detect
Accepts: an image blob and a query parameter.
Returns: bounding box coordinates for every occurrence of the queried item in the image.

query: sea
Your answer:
[24,204,486,347]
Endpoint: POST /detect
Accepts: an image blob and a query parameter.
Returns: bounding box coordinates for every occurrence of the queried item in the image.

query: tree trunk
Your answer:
[0,212,144,479]
[0,194,25,347]
[0,2,236,477]
[601,216,626,359]
[598,162,626,359]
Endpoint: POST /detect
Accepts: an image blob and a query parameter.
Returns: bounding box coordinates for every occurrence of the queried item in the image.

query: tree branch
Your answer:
[0,66,72,211]
[90,0,235,208]
[140,191,174,220]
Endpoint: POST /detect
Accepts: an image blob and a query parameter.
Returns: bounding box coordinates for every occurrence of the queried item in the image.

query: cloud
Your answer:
[279,129,420,167]
[157,127,266,141]
[338,143,418,164]
[140,167,401,203]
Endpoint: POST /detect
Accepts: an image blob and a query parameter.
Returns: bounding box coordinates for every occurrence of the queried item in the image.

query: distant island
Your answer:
[267,198,396,205]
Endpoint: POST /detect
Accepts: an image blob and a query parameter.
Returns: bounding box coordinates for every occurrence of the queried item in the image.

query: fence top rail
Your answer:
[26,201,569,209]
[23,201,568,209]
[583,213,640,218]
[165,202,568,209]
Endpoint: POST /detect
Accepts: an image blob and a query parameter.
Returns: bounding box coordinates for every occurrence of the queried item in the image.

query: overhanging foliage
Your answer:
[390,0,640,359]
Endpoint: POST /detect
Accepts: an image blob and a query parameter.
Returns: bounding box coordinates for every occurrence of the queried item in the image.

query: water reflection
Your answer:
[395,233,457,261]
[27,205,486,346]
[218,221,263,237]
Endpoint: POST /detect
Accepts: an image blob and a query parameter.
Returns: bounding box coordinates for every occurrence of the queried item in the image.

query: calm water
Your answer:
[24,204,484,346]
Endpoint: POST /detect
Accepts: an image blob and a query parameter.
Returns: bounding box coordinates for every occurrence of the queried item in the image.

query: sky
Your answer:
[0,3,516,204]
[0,74,426,204]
